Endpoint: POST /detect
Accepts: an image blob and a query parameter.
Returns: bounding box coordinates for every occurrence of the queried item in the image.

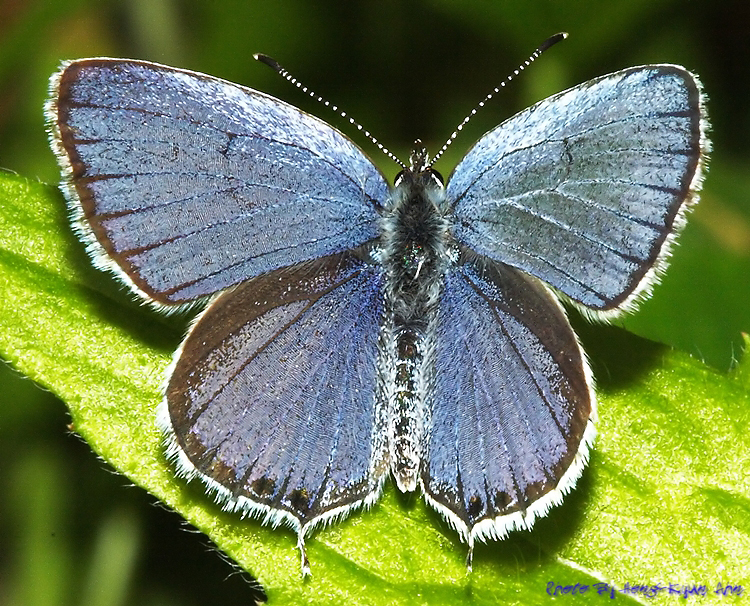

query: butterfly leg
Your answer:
[297,532,311,577]
[465,540,475,572]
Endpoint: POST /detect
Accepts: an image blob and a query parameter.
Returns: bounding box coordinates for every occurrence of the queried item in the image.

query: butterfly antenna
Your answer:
[430,32,568,165]
[255,53,406,169]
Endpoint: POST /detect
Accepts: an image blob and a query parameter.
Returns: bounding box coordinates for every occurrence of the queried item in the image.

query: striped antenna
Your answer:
[255,53,406,169]
[430,32,568,165]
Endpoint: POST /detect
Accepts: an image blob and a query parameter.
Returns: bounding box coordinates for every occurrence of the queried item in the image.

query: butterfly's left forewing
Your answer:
[422,255,595,545]
[47,59,388,306]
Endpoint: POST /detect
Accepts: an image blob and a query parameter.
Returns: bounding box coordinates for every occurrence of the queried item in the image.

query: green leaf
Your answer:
[1,171,748,603]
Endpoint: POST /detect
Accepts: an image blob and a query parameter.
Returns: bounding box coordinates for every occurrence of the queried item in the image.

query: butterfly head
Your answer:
[394,139,444,193]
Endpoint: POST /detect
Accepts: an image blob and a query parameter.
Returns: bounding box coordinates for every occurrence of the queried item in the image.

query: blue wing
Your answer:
[421,255,595,545]
[162,252,387,541]
[448,66,707,313]
[47,59,388,304]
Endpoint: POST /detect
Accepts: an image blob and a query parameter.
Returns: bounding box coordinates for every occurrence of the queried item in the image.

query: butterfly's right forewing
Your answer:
[448,66,706,314]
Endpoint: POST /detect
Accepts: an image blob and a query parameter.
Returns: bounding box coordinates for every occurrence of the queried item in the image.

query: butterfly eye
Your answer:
[426,167,444,187]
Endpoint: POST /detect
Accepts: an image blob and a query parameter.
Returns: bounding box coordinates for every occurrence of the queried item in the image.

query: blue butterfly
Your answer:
[46,36,708,574]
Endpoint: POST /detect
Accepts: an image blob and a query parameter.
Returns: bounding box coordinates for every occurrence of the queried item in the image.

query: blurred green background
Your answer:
[1,1,748,604]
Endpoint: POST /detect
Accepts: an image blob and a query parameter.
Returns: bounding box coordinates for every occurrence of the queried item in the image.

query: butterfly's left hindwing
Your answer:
[162,252,388,534]
[422,255,595,543]
[47,59,388,306]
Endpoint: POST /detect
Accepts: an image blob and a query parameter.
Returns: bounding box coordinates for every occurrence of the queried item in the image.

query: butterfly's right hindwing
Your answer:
[422,255,596,543]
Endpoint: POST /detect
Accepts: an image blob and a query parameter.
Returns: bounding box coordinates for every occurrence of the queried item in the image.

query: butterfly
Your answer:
[46,35,708,574]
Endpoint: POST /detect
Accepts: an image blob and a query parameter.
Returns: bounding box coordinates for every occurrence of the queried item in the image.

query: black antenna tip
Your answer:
[254,53,282,72]
[540,32,568,52]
